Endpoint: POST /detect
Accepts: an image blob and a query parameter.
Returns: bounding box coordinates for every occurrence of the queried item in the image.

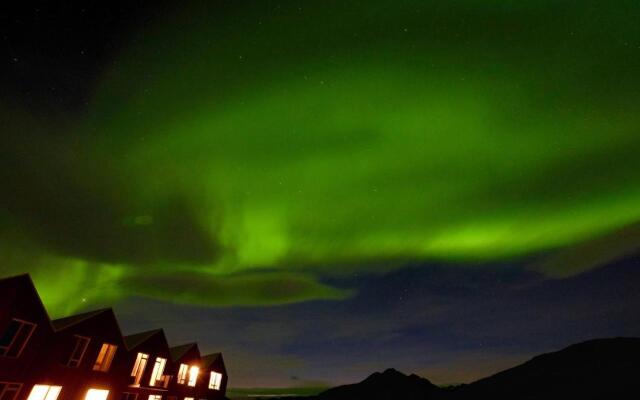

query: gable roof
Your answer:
[170,342,198,362]
[51,308,112,331]
[0,273,31,284]
[0,273,52,323]
[2,274,225,376]
[201,352,223,368]
[123,329,163,350]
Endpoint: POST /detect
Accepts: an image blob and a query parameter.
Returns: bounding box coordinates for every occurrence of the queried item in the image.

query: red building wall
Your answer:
[0,275,54,400]
[0,275,228,400]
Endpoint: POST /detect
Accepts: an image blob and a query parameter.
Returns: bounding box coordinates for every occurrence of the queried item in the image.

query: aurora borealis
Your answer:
[2,0,640,387]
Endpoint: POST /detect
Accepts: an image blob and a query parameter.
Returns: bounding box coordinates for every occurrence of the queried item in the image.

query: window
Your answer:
[26,385,62,400]
[67,335,90,367]
[177,364,188,384]
[149,357,167,387]
[84,390,109,400]
[131,353,149,385]
[0,319,36,357]
[0,383,22,400]
[120,393,137,400]
[188,366,199,387]
[184,398,194,400]
[208,372,222,390]
[93,343,118,372]
[148,396,161,400]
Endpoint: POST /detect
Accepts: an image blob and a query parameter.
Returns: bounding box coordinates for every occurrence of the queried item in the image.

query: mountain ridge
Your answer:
[263,337,640,400]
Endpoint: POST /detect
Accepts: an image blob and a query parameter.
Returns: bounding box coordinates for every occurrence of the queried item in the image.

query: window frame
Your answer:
[120,392,138,400]
[26,385,62,400]
[149,357,167,387]
[177,364,188,385]
[0,382,23,400]
[208,372,222,390]
[93,343,118,372]
[0,319,37,358]
[131,353,149,385]
[187,366,199,387]
[84,389,109,400]
[67,335,91,368]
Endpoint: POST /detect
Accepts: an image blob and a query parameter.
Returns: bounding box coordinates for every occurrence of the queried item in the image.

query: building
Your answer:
[168,343,201,400]
[0,274,228,400]
[0,274,53,400]
[32,309,126,400]
[121,329,173,400]
[198,354,227,400]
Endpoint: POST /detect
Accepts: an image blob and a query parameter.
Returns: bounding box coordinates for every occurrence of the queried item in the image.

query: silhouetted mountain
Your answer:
[268,337,640,400]
[265,368,443,400]
[452,337,640,399]
[317,368,443,400]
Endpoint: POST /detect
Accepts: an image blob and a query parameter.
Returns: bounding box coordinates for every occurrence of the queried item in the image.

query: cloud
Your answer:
[108,257,640,386]
[120,270,353,307]
[530,222,640,277]
[0,128,220,267]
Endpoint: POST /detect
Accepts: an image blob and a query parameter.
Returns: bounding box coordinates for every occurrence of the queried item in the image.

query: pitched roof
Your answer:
[0,273,52,322]
[123,329,163,350]
[51,308,112,331]
[170,342,198,362]
[0,273,31,284]
[201,352,223,368]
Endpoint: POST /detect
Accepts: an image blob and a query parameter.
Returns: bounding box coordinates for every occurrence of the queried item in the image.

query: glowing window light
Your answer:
[121,393,137,400]
[187,366,199,387]
[177,364,188,384]
[208,372,222,390]
[148,396,161,400]
[27,385,62,400]
[149,357,167,387]
[184,398,194,400]
[84,389,109,400]
[93,343,118,372]
[131,353,149,385]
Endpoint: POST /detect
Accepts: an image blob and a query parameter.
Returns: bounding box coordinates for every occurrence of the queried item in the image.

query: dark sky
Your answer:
[2,0,640,388]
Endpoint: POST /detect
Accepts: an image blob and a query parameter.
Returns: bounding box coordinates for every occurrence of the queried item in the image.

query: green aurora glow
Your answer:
[1,0,640,315]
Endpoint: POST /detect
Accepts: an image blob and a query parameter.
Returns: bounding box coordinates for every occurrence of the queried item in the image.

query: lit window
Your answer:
[148,396,161,400]
[0,319,37,357]
[93,343,118,372]
[84,389,109,400]
[0,382,23,400]
[120,393,137,400]
[67,335,90,367]
[177,364,188,384]
[184,398,194,400]
[131,353,149,385]
[149,357,167,387]
[188,366,199,387]
[26,385,62,400]
[208,372,222,390]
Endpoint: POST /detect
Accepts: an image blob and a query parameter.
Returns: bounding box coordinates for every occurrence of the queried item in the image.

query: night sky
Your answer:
[2,0,640,388]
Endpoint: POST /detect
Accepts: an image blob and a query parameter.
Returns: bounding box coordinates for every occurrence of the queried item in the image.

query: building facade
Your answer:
[0,275,227,400]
